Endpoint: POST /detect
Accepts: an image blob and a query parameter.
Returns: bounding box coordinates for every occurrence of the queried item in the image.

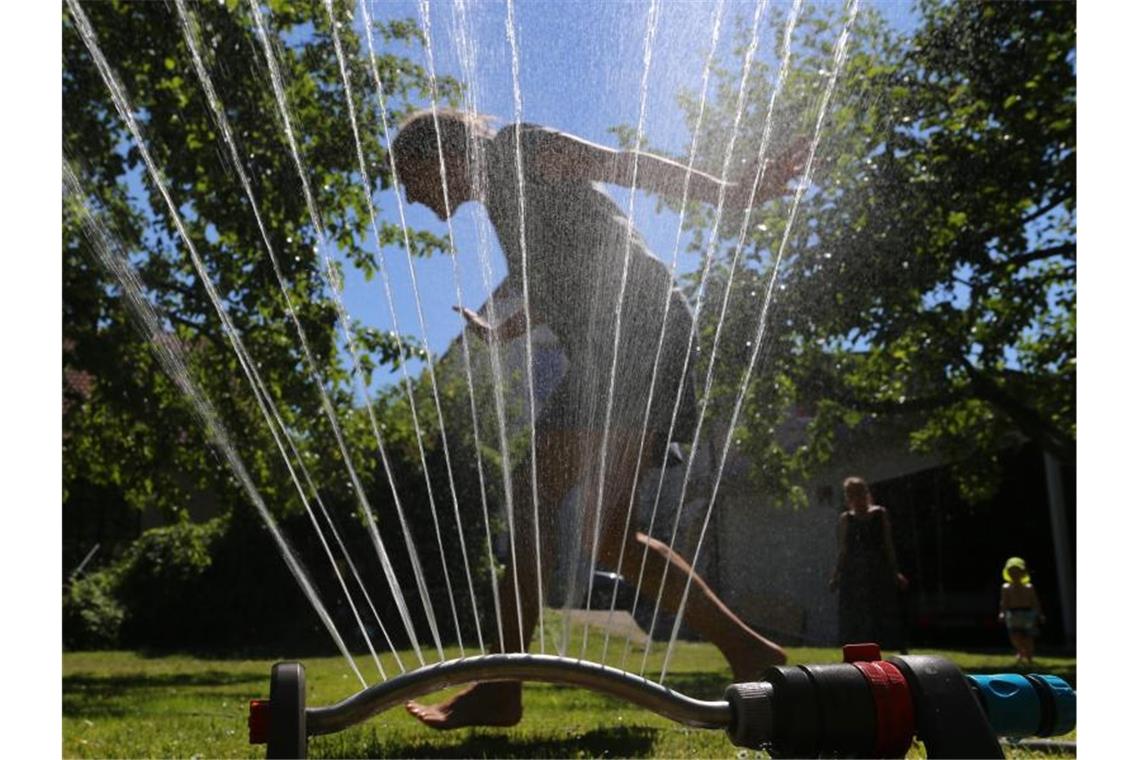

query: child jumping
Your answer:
[391,110,805,729]
[999,556,1044,665]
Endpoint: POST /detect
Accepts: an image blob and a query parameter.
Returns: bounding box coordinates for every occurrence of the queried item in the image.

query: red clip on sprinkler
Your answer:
[248,699,270,745]
[843,643,915,757]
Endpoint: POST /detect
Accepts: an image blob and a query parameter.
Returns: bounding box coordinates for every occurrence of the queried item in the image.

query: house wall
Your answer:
[709,427,940,646]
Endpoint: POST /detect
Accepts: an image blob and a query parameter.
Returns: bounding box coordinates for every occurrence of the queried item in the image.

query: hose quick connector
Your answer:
[968,673,1076,738]
[724,681,774,750]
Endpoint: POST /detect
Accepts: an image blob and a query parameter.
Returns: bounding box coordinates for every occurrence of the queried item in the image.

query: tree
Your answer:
[63,0,458,552]
[673,0,1074,504]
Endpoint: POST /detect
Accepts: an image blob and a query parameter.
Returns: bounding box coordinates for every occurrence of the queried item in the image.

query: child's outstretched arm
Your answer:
[454,305,535,343]
[530,130,807,209]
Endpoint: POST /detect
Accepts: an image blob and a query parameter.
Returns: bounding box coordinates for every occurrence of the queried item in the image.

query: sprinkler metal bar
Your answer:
[305,653,732,735]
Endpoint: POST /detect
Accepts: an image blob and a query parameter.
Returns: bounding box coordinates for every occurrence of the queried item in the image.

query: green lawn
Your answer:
[63,621,1076,758]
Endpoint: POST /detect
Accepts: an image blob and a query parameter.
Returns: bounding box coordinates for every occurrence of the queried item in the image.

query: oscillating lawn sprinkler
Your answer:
[248,642,1074,758]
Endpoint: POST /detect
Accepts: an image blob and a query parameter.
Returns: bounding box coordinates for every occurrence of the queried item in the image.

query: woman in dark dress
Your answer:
[829,476,908,647]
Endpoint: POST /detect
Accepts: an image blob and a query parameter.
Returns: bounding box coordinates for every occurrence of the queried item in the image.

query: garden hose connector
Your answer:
[724,643,1090,757]
[968,673,1076,738]
[723,681,773,749]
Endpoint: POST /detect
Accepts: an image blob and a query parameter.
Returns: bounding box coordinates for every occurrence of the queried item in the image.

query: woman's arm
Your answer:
[530,129,804,209]
[879,509,909,590]
[829,513,848,591]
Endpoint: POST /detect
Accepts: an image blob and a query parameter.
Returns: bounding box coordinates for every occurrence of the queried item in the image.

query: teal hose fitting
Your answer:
[968,673,1075,738]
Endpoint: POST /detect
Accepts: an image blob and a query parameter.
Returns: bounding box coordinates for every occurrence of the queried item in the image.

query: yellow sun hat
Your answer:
[1003,556,1031,584]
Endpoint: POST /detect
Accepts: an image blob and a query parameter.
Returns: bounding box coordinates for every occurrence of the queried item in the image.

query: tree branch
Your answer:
[978,242,1075,274]
[802,368,971,415]
[962,363,1075,462]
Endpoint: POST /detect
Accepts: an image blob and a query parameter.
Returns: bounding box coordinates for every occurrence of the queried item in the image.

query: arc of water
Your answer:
[597,0,727,666]
[445,0,510,653]
[59,8,373,684]
[578,0,663,661]
[174,0,405,675]
[246,0,447,663]
[502,0,542,654]
[624,0,773,676]
[642,0,804,676]
[395,0,494,657]
[658,0,860,682]
[65,164,367,686]
[323,0,475,658]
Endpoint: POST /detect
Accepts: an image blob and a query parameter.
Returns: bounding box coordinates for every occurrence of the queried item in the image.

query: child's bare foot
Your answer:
[405,681,523,730]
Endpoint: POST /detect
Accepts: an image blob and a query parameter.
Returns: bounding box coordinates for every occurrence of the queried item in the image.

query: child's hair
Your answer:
[391,108,496,164]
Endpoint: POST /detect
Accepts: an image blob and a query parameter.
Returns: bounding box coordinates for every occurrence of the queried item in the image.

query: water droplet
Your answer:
[286,236,293,244]
[823,252,833,260]
[294,255,301,263]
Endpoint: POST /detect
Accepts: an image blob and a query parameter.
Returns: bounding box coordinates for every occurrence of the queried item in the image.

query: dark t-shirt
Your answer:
[482,124,696,438]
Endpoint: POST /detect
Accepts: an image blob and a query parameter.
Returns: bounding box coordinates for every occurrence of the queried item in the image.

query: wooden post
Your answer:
[1042,452,1075,646]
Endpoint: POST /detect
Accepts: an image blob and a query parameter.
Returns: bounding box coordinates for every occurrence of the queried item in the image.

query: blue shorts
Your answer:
[1005,608,1039,636]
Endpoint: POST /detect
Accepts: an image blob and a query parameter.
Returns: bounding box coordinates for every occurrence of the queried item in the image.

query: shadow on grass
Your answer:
[659,671,731,701]
[63,671,265,718]
[313,725,659,759]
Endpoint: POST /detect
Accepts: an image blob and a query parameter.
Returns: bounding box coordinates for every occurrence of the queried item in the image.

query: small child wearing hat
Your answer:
[999,557,1045,665]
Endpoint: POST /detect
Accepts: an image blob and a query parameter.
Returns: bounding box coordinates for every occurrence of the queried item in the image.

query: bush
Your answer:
[61,497,482,653]
[115,517,225,647]
[63,570,125,649]
[62,510,350,653]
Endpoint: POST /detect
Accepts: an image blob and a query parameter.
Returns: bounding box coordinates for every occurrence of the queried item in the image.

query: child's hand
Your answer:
[728,138,813,209]
[454,306,494,343]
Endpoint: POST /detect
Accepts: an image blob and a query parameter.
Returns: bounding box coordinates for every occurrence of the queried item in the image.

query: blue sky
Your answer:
[334,0,921,388]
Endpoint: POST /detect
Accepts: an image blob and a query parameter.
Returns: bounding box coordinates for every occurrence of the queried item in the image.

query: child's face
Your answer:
[399,157,451,220]
[1008,566,1026,584]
